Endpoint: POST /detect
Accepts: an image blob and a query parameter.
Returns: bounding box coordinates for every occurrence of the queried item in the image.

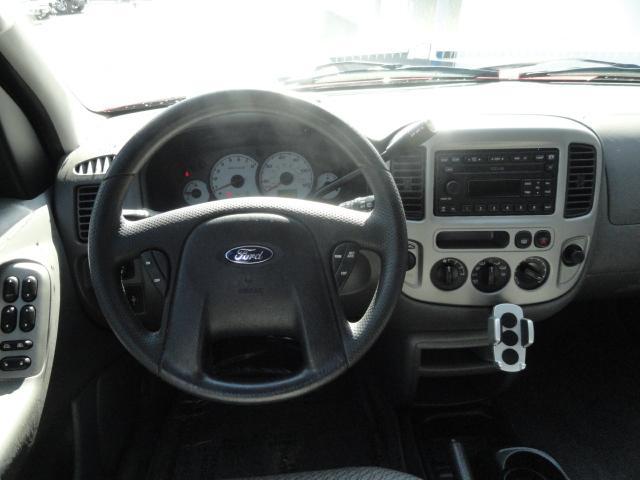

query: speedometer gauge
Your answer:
[259,151,314,198]
[210,154,259,199]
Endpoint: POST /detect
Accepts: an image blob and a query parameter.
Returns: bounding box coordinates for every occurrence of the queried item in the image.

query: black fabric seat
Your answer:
[237,467,421,480]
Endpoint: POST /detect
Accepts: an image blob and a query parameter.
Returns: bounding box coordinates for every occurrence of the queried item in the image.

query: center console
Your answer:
[399,115,601,307]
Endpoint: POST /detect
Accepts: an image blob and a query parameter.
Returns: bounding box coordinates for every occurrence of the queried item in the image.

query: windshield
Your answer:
[13,0,640,111]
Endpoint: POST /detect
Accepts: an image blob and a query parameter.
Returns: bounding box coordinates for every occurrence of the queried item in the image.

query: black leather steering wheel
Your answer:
[88,90,407,403]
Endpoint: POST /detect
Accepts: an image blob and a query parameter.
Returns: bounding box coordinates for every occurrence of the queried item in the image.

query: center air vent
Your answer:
[74,155,114,175]
[76,184,100,242]
[391,148,425,220]
[564,144,596,218]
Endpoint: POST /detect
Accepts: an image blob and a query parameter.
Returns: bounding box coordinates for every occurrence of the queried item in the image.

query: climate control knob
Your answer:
[515,257,550,290]
[430,258,467,291]
[471,257,510,293]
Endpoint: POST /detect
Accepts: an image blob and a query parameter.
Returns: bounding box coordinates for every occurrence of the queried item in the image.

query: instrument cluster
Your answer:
[142,123,363,211]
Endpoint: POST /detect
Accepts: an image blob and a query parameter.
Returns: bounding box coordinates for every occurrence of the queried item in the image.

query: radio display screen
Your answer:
[468,179,521,197]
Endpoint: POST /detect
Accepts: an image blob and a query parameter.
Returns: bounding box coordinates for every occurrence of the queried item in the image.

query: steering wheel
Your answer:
[88,90,407,403]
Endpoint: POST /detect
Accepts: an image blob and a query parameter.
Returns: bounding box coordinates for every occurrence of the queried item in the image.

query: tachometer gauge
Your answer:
[210,154,259,199]
[316,172,340,200]
[182,180,210,205]
[259,151,314,198]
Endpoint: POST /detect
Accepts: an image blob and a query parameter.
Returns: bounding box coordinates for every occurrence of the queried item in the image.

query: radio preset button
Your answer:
[488,204,499,213]
[528,203,541,213]
[502,204,514,213]
[462,204,473,214]
[515,203,526,213]
[475,204,487,213]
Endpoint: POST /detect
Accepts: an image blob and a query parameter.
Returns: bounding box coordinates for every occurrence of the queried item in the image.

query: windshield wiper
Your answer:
[101,96,186,116]
[487,58,640,80]
[282,62,498,88]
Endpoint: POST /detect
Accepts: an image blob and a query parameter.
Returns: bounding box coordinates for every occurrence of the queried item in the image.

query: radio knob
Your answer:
[471,257,511,293]
[445,180,461,195]
[515,257,550,290]
[430,258,467,291]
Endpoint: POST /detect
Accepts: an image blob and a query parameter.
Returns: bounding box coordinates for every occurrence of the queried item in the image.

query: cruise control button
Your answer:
[19,305,36,332]
[22,276,38,302]
[1,306,17,333]
[332,243,359,288]
[332,244,347,270]
[0,356,31,371]
[3,276,19,303]
[515,231,532,249]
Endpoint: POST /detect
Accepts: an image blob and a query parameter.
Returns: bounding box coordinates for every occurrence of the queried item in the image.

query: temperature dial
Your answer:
[471,257,510,293]
[515,257,550,290]
[430,258,467,291]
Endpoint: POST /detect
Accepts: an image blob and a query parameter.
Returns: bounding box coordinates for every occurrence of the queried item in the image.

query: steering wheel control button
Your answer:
[562,244,586,266]
[332,243,359,288]
[19,305,36,332]
[1,340,33,352]
[515,257,550,290]
[21,276,38,302]
[1,306,18,333]
[430,258,467,291]
[0,356,31,372]
[502,349,519,366]
[514,231,532,249]
[2,276,19,302]
[533,230,552,248]
[471,257,510,293]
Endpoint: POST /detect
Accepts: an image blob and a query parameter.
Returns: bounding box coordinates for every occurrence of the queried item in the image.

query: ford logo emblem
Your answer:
[225,245,274,265]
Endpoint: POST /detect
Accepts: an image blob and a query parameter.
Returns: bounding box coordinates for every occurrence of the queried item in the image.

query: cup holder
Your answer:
[497,448,570,480]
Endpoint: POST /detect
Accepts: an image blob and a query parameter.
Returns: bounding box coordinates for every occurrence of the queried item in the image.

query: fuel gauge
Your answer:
[182,180,210,205]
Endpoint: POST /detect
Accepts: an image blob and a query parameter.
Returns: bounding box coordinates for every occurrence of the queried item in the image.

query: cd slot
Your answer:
[436,231,510,249]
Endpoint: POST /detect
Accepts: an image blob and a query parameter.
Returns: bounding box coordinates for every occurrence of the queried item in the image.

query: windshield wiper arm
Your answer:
[101,96,186,115]
[282,63,498,87]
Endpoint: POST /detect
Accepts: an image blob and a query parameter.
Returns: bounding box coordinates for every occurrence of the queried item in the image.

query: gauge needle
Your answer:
[212,183,232,193]
[264,182,281,193]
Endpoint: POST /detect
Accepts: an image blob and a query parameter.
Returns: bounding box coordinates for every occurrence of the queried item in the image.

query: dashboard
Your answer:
[142,121,367,211]
[53,82,640,330]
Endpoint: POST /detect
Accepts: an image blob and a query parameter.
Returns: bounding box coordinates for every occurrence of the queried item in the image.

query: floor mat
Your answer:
[146,374,404,480]
[498,300,640,480]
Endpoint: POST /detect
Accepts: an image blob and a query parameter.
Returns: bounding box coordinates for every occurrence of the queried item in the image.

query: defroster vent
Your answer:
[564,144,596,218]
[391,148,425,220]
[74,155,113,175]
[76,184,100,242]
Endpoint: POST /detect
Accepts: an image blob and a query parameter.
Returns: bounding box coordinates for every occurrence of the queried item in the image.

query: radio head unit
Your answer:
[434,148,558,216]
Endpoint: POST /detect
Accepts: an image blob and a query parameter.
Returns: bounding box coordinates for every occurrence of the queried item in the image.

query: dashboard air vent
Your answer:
[76,184,100,242]
[74,155,114,175]
[391,148,425,220]
[564,144,596,218]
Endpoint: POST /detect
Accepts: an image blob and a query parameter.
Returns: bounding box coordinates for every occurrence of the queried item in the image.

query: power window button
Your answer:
[22,276,38,302]
[3,276,19,302]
